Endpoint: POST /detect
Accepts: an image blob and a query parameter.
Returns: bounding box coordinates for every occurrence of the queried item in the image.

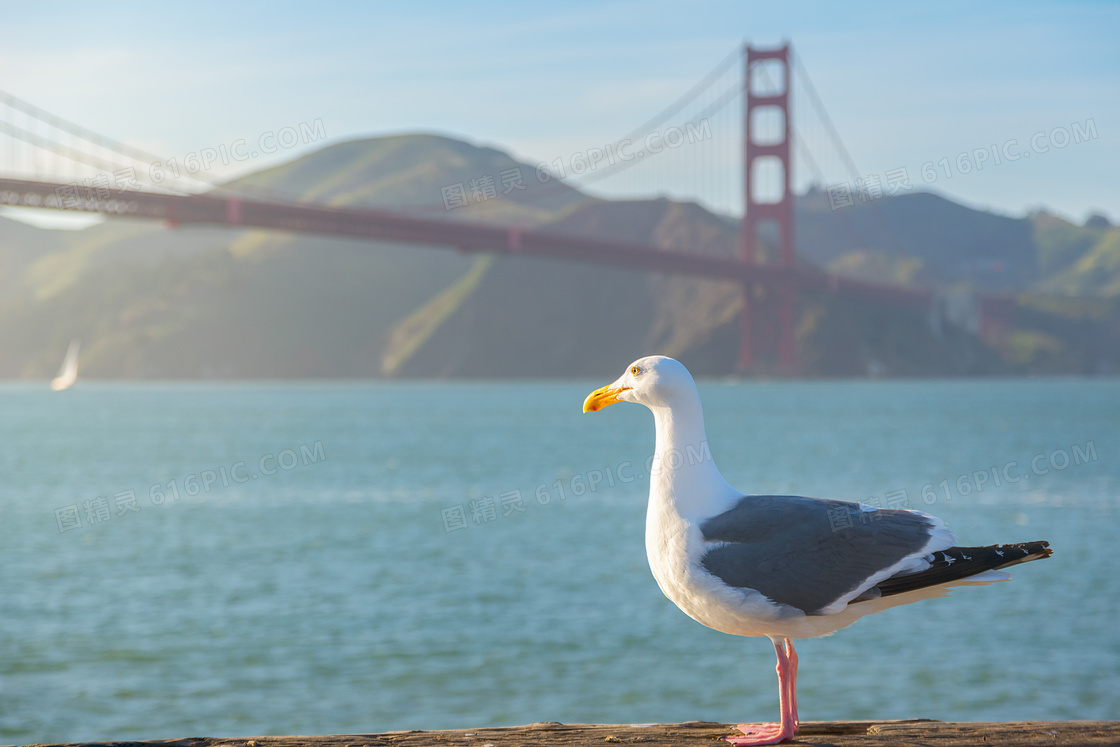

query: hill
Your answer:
[0,133,1117,379]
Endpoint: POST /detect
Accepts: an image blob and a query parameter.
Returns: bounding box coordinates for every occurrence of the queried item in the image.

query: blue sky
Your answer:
[0,1,1116,223]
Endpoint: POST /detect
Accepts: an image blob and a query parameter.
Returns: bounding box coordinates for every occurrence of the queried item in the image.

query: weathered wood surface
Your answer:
[19,720,1120,747]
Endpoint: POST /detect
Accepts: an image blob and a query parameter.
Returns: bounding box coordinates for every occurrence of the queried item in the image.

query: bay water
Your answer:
[1,378,1117,742]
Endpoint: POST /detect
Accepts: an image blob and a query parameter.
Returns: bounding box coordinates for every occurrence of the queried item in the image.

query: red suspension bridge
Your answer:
[0,43,1013,373]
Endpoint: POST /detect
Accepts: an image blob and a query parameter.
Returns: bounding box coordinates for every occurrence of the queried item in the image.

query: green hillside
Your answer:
[796,189,1038,291]
[1033,213,1120,297]
[0,132,1117,380]
[384,198,744,378]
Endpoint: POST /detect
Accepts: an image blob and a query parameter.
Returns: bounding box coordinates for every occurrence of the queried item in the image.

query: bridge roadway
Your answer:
[1,176,934,309]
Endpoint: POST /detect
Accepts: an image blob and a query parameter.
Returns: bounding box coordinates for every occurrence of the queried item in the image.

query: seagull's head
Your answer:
[583,355,698,413]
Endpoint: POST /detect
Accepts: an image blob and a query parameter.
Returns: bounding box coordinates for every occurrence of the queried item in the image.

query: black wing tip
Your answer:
[869,541,1053,600]
[960,540,1053,570]
[995,540,1052,568]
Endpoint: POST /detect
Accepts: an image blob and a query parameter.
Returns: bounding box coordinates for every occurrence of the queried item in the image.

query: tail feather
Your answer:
[868,541,1052,599]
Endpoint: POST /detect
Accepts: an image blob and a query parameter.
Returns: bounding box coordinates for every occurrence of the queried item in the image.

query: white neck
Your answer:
[648,395,738,523]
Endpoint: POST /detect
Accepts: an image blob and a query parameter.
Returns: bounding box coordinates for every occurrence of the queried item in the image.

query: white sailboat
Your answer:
[50,339,80,391]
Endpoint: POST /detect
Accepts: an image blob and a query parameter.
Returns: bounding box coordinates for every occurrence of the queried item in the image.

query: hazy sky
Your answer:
[1,1,1116,223]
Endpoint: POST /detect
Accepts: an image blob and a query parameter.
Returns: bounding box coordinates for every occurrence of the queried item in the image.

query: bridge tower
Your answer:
[738,43,797,373]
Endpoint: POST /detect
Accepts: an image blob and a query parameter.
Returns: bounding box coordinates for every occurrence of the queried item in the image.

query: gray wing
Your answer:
[699,495,936,615]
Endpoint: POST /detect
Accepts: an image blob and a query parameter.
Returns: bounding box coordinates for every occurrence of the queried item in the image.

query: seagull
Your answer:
[583,356,1051,745]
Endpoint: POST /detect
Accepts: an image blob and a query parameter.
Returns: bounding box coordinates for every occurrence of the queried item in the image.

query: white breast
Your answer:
[645,481,792,638]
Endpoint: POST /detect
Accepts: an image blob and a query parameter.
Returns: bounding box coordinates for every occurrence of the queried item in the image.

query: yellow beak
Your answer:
[583,383,631,413]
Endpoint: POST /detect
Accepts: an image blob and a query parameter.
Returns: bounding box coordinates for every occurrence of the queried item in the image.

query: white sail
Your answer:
[50,339,80,391]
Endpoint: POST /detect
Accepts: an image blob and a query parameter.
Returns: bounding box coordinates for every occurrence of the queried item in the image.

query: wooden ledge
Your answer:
[19,720,1120,747]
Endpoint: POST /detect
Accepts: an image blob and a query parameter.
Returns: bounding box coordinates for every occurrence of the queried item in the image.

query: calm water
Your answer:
[1,379,1118,742]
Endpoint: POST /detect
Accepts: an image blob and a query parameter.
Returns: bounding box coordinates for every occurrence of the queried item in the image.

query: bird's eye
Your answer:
[630,366,642,376]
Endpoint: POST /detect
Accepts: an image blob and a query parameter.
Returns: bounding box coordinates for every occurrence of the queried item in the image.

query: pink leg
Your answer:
[725,637,799,746]
[785,638,799,729]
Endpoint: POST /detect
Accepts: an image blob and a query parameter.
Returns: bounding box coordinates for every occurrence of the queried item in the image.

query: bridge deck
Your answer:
[0,176,936,309]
